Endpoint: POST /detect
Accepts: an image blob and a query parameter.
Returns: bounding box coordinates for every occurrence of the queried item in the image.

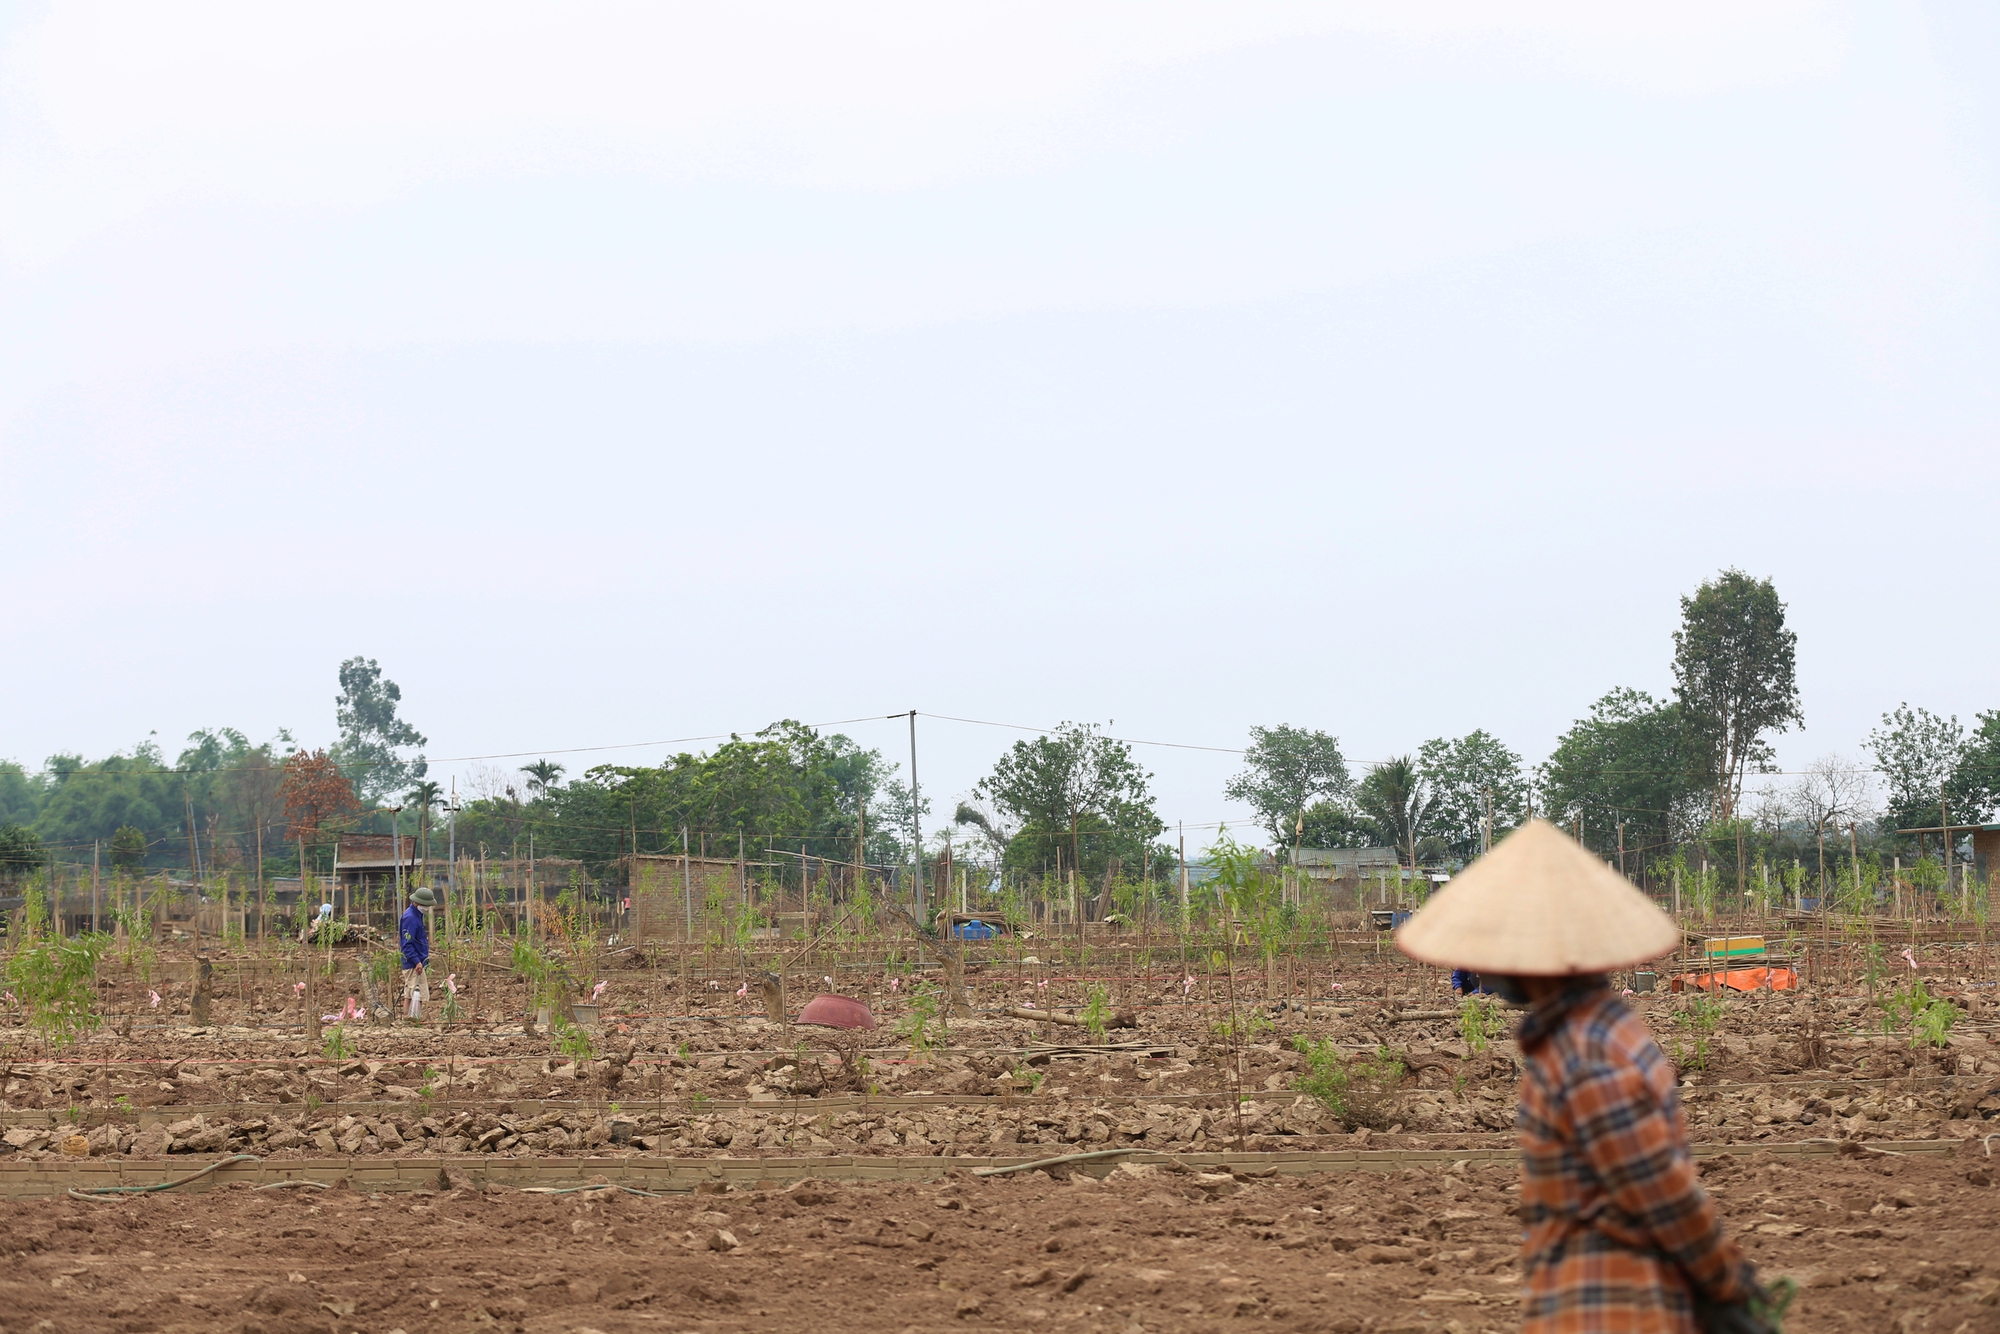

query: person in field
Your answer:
[400,886,435,1020]
[1397,819,1780,1334]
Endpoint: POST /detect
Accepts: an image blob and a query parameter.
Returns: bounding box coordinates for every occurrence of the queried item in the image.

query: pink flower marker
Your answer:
[889,978,901,992]
[736,983,749,998]
[445,974,458,996]
[293,981,306,996]
[1903,947,1919,970]
[591,981,608,1002]
[148,990,161,1009]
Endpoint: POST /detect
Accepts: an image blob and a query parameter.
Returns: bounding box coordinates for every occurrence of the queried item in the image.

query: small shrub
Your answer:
[1291,1036,1404,1126]
[1081,984,1112,1044]
[896,982,942,1055]
[1884,979,1957,1049]
[1458,995,1507,1053]
[551,1016,597,1063]
[7,931,112,1051]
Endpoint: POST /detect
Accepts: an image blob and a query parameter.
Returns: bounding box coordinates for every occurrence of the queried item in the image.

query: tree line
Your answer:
[4,570,1997,898]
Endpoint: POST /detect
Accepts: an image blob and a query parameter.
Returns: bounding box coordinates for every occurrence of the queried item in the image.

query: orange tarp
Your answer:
[1670,966,1797,993]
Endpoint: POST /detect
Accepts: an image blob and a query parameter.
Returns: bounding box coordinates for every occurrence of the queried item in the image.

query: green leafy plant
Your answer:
[550,1015,597,1063]
[1670,994,1727,1069]
[1291,1037,1404,1124]
[322,1025,351,1061]
[1080,984,1112,1045]
[1212,1006,1274,1042]
[1458,995,1507,1053]
[1291,1035,1351,1116]
[1010,1061,1045,1094]
[1884,979,1958,1049]
[7,931,112,1051]
[896,981,942,1056]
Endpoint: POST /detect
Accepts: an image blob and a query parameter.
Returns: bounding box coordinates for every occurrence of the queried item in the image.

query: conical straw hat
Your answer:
[1395,819,1679,975]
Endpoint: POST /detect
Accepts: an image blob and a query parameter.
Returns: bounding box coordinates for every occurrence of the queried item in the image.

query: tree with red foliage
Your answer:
[281,749,361,845]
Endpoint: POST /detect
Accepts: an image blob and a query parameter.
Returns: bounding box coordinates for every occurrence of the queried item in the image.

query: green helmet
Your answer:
[410,886,437,907]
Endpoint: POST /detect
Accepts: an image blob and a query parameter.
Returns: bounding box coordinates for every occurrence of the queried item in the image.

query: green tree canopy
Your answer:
[108,825,148,870]
[1355,757,1436,868]
[1224,725,1352,848]
[334,656,427,801]
[1416,730,1526,860]
[1536,688,1702,861]
[1671,569,1801,823]
[0,763,39,827]
[1954,710,2000,828]
[0,822,42,877]
[455,720,900,872]
[1867,703,1979,835]
[1297,798,1381,849]
[974,722,1166,882]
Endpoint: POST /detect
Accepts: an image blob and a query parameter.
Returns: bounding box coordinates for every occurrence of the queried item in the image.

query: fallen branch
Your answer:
[1004,1006,1138,1030]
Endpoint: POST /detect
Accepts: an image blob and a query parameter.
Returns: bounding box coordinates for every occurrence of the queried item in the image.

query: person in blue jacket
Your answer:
[400,886,435,1020]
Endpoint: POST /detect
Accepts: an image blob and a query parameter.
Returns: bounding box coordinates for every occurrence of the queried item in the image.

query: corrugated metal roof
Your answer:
[1294,846,1402,870]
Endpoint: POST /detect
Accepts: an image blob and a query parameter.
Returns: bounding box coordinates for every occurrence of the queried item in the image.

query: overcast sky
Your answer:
[3,3,1996,838]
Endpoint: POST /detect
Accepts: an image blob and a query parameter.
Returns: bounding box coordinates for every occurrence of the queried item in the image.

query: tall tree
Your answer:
[1224,725,1352,848]
[0,823,41,878]
[333,657,427,801]
[1355,757,1436,868]
[974,722,1165,881]
[1867,704,1975,835]
[1296,799,1381,849]
[1955,710,2000,828]
[0,763,39,827]
[1536,688,1702,861]
[1416,730,1527,860]
[521,760,565,799]
[1671,569,1802,824]
[280,749,362,850]
[108,825,148,870]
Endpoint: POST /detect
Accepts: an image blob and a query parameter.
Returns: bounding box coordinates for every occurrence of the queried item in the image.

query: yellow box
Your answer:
[1701,935,1766,960]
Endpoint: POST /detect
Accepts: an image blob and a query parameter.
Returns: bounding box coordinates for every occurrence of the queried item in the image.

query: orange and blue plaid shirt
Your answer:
[1516,981,1753,1333]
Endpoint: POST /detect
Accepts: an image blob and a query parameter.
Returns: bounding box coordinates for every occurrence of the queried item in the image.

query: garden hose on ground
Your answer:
[66,1153,261,1200]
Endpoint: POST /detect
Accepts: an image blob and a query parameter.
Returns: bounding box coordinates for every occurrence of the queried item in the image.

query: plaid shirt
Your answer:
[1516,981,1752,1333]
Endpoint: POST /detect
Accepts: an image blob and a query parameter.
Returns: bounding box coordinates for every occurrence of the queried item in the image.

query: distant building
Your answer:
[1293,847,1403,881]
[332,833,421,901]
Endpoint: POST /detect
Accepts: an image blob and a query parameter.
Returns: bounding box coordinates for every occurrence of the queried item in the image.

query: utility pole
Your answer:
[446,786,459,946]
[389,805,405,922]
[903,710,923,919]
[1179,823,1188,915]
[1943,781,1955,905]
[682,827,692,938]
[92,839,100,935]
[185,782,201,941]
[1481,786,1493,856]
[1617,821,1626,880]
[1849,821,1861,906]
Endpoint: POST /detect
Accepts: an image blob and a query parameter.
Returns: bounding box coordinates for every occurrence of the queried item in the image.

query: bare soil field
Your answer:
[3,1144,1999,1334]
[3,922,1998,1331]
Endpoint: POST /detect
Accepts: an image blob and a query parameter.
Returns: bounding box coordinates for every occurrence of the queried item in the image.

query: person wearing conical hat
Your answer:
[1398,820,1775,1334]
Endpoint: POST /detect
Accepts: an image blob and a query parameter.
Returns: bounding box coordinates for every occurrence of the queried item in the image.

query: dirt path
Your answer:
[2,1143,1997,1334]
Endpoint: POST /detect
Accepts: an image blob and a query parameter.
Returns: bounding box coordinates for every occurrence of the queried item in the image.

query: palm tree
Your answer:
[521,760,565,801]
[1357,757,1438,872]
[407,779,443,866]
